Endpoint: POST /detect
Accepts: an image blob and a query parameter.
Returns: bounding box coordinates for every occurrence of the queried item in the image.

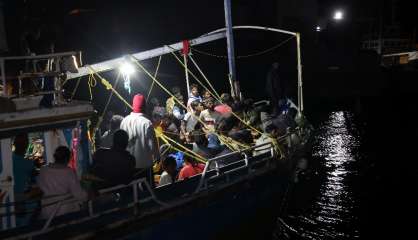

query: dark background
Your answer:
[1,1,418,239]
[2,0,417,115]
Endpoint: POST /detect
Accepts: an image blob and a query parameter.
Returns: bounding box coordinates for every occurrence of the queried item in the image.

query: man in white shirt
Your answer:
[120,94,159,186]
[199,97,221,132]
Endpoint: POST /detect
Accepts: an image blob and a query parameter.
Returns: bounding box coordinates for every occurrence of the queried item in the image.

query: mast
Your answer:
[224,0,240,99]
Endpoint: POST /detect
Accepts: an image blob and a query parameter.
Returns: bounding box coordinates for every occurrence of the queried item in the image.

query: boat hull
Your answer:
[37,157,295,240]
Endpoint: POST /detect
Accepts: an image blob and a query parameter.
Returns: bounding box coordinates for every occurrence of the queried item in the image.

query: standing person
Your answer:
[12,133,37,226]
[265,62,286,114]
[100,115,124,148]
[12,133,34,199]
[120,94,159,186]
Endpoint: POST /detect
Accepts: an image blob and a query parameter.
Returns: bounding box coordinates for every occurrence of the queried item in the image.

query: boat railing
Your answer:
[194,141,275,194]
[1,130,304,237]
[0,51,81,107]
[14,177,156,236]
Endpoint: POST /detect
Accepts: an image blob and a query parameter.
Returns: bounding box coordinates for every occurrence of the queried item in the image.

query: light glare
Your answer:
[333,10,343,20]
[119,62,135,76]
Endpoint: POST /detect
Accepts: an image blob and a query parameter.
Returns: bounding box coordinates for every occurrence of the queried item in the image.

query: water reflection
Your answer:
[277,111,360,239]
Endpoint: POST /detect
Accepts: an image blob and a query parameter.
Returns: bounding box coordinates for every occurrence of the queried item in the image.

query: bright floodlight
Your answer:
[119,62,135,76]
[333,10,343,20]
[316,26,321,32]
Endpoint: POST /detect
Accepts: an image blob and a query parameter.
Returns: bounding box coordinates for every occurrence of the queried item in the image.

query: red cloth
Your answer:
[132,94,145,113]
[214,104,232,114]
[178,163,205,180]
[182,40,190,55]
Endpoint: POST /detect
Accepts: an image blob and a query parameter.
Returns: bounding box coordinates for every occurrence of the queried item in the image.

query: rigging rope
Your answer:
[167,50,284,157]
[191,35,295,59]
[146,56,162,101]
[188,55,222,100]
[129,55,247,151]
[70,77,82,101]
[159,133,207,163]
[167,49,221,101]
[87,65,133,110]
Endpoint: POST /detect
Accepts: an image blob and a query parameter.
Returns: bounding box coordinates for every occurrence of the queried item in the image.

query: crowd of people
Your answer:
[8,82,301,225]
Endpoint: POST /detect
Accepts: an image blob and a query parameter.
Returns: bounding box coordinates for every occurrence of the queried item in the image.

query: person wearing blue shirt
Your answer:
[12,133,34,197]
[12,133,35,226]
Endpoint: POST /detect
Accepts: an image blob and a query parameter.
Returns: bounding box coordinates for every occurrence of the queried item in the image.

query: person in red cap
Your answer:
[120,93,159,186]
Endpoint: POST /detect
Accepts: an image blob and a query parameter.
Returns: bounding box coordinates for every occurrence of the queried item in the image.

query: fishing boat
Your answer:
[0,3,312,239]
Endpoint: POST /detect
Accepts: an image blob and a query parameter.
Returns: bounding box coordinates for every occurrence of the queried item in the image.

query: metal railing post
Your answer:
[133,182,139,215]
[42,201,63,231]
[88,200,93,217]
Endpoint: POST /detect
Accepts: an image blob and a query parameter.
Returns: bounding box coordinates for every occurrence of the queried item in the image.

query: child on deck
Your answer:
[158,156,178,186]
[187,84,202,108]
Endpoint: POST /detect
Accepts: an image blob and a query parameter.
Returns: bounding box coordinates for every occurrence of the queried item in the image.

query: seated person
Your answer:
[178,156,206,181]
[160,114,179,140]
[214,93,232,115]
[199,97,222,132]
[158,156,178,187]
[150,97,167,120]
[202,89,211,101]
[254,124,279,156]
[187,83,202,108]
[207,133,223,155]
[91,129,136,189]
[191,130,216,159]
[166,87,186,121]
[272,107,297,132]
[184,100,204,132]
[38,146,87,219]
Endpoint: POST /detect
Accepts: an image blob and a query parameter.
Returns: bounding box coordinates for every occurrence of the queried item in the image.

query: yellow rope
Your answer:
[169,50,221,100]
[87,74,94,101]
[94,72,122,132]
[167,51,284,157]
[159,53,250,150]
[188,54,222,99]
[155,127,206,163]
[130,55,248,152]
[160,133,207,163]
[146,56,162,101]
[170,50,264,136]
[87,65,133,110]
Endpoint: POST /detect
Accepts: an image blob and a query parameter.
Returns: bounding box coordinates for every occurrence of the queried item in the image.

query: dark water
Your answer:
[275,111,361,239]
[273,97,418,239]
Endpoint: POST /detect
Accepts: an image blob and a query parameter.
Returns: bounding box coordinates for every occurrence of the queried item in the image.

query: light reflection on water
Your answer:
[278,111,361,239]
